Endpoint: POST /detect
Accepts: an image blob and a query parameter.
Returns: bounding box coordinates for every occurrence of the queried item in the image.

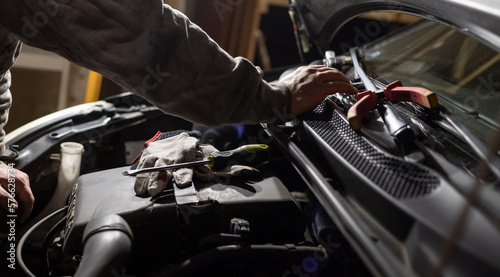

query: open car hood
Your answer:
[291,0,500,54]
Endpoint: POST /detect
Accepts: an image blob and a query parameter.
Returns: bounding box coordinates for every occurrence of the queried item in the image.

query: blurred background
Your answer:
[7,0,417,132]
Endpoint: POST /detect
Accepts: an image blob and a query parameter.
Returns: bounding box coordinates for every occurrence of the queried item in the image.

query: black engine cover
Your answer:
[63,165,304,259]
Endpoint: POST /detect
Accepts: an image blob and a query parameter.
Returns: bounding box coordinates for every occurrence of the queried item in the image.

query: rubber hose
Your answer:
[74,214,133,277]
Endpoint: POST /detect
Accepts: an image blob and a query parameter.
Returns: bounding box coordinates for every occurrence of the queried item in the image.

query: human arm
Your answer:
[0,31,33,222]
[0,75,32,222]
[0,0,356,126]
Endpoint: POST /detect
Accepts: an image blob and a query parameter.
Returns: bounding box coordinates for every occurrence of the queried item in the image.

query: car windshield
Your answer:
[363,20,500,149]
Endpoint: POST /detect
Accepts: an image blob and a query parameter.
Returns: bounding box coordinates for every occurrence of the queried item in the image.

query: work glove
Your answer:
[134,132,199,196]
[133,132,260,197]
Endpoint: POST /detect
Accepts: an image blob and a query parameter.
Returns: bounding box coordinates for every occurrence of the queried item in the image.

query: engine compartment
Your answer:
[3,94,368,276]
[28,155,365,277]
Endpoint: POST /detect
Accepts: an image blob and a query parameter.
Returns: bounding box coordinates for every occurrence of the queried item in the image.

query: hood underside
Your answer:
[291,0,500,54]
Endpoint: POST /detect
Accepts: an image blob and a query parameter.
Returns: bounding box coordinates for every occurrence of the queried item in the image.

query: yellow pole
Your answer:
[85,71,103,103]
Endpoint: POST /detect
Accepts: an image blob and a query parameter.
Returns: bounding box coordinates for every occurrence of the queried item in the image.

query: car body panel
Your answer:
[292,0,500,54]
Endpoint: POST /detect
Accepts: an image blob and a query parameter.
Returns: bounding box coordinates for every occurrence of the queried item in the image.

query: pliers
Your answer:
[345,80,439,160]
[347,80,439,131]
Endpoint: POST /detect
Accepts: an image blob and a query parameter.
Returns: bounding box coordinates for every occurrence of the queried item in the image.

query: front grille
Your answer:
[302,101,440,199]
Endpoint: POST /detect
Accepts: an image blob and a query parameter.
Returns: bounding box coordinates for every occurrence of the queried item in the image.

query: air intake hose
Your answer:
[74,214,133,277]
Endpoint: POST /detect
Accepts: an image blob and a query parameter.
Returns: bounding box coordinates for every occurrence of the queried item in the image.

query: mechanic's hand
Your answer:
[279,65,358,115]
[134,133,199,196]
[0,163,34,223]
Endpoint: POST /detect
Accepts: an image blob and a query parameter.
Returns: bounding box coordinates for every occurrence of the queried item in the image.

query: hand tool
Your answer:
[347,48,433,160]
[347,48,439,131]
[122,144,271,176]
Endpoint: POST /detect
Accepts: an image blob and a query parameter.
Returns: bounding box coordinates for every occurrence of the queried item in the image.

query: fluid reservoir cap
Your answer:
[61,142,84,154]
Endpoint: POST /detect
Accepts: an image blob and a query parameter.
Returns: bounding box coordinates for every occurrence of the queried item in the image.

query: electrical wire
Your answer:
[17,206,68,277]
[42,215,67,275]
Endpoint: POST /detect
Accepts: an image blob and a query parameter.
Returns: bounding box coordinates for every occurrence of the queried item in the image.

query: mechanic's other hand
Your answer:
[279,65,358,115]
[134,133,199,196]
[0,163,34,223]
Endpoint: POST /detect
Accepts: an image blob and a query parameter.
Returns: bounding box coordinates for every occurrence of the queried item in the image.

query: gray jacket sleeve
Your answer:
[0,0,291,127]
[0,71,12,156]
[0,28,19,155]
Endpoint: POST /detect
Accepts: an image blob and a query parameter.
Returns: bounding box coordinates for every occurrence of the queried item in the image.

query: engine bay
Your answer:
[5,93,369,276]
